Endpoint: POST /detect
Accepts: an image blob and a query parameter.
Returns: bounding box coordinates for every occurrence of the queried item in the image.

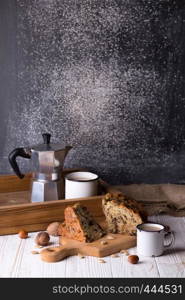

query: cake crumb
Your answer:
[98,258,106,263]
[106,235,115,240]
[35,245,43,248]
[78,254,85,259]
[31,250,39,254]
[111,254,119,258]
[120,250,129,255]
[100,240,108,245]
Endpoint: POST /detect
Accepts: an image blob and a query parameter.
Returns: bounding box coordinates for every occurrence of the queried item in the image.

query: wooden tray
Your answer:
[0,169,106,236]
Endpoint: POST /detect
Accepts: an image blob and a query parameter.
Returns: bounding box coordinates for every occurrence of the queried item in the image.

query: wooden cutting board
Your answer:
[40,234,136,262]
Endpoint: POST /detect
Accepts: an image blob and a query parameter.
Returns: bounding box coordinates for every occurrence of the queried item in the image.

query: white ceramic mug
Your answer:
[65,171,99,199]
[136,222,175,257]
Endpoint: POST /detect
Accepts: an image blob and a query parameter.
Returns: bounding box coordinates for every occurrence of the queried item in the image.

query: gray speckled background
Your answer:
[1,0,185,184]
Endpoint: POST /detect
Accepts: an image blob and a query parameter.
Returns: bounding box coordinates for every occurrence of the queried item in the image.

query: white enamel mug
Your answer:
[65,171,99,199]
[136,223,175,257]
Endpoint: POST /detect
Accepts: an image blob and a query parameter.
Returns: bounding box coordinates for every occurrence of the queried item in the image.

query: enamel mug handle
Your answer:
[164,231,175,248]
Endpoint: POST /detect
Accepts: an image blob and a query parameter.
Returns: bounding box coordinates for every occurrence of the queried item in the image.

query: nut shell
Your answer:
[128,255,139,264]
[46,222,60,236]
[19,230,28,239]
[35,231,50,246]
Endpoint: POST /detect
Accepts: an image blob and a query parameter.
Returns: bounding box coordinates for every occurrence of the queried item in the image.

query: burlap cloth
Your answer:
[103,183,185,216]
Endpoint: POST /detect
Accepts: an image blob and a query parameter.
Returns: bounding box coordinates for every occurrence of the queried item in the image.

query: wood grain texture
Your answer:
[0,191,30,206]
[0,215,184,277]
[0,174,32,193]
[0,195,104,235]
[150,215,185,278]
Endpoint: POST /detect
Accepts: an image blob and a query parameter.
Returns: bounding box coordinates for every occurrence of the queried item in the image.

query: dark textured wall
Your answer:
[1,0,185,184]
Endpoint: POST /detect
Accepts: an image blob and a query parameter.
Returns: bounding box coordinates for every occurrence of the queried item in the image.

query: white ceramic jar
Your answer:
[65,171,99,199]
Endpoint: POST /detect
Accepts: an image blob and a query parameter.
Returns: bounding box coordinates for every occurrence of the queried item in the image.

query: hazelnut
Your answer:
[46,222,60,236]
[128,255,139,264]
[19,230,28,239]
[35,231,50,246]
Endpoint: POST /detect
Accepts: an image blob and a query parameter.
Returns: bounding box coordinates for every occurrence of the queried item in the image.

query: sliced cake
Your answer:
[102,193,145,235]
[58,203,105,242]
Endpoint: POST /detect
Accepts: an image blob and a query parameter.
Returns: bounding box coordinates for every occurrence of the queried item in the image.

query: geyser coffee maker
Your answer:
[8,133,72,202]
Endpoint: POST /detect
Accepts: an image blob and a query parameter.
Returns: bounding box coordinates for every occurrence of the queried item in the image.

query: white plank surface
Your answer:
[0,215,184,278]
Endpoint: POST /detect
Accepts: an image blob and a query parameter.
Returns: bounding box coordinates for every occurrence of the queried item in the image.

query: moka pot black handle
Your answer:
[8,147,31,179]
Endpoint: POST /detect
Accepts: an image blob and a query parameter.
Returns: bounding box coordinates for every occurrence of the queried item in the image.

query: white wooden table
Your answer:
[0,215,184,278]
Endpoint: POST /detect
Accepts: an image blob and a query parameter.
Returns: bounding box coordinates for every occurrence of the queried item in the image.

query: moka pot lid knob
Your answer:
[42,133,51,145]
